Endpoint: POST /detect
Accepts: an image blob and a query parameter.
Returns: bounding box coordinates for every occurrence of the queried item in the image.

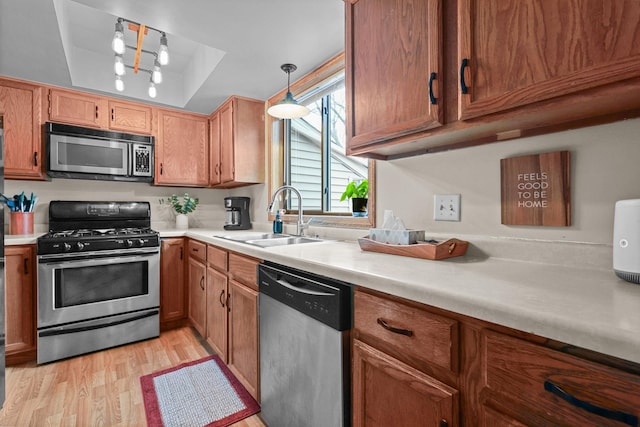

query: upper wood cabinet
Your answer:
[156,109,209,186]
[108,100,153,134]
[209,96,265,188]
[0,78,45,180]
[345,0,443,149]
[345,0,640,159]
[49,88,107,128]
[458,0,640,120]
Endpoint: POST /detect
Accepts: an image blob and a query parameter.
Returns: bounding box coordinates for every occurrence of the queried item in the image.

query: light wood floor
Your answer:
[0,327,266,426]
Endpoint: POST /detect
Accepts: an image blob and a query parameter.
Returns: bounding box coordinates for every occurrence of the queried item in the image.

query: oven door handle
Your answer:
[38,309,159,337]
[38,249,159,266]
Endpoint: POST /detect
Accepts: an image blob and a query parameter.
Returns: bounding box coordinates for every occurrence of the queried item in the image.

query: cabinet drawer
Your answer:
[207,245,227,271]
[228,253,259,291]
[354,290,459,373]
[482,330,640,426]
[187,240,206,262]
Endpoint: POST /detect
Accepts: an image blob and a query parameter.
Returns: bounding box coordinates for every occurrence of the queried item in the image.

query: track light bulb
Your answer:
[152,61,162,84]
[148,81,157,98]
[158,34,169,65]
[115,75,124,92]
[114,55,126,76]
[112,20,125,54]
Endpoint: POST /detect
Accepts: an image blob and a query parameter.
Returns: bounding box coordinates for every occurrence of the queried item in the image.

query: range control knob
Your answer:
[76,242,84,251]
[137,239,145,247]
[126,239,134,248]
[63,243,72,252]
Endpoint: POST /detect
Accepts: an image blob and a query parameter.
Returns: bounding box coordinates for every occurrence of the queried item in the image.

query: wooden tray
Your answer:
[357,237,468,260]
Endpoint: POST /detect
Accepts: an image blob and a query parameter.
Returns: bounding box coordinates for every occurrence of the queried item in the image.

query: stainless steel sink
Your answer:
[215,233,325,247]
[244,236,324,247]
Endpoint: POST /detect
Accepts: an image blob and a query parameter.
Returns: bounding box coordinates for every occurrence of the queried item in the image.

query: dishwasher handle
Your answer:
[261,268,335,297]
[276,278,333,296]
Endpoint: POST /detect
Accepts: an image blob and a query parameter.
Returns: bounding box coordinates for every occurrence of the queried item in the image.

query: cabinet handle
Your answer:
[215,164,220,176]
[111,108,115,121]
[192,247,199,252]
[200,276,205,291]
[95,105,99,119]
[219,290,226,307]
[428,72,437,105]
[160,163,163,175]
[33,152,38,167]
[226,293,231,312]
[180,247,183,260]
[376,318,413,337]
[460,58,469,94]
[544,380,638,427]
[23,258,28,275]
[440,420,448,427]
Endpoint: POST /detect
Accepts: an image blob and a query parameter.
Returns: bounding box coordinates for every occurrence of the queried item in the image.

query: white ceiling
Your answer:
[0,0,345,115]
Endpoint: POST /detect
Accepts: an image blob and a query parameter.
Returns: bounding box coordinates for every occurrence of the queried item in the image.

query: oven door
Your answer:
[37,247,159,329]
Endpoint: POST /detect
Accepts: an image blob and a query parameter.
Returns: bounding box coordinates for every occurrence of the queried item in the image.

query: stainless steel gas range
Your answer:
[36,201,160,364]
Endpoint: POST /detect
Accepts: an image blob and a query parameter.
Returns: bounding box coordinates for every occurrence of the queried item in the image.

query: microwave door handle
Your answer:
[127,144,133,176]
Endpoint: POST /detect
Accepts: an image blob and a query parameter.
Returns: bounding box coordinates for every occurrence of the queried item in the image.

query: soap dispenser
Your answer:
[273,209,284,234]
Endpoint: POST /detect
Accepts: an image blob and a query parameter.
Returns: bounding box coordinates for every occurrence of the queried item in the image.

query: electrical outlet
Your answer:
[434,194,461,221]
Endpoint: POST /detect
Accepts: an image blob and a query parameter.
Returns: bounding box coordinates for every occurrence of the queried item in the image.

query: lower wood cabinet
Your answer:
[227,278,259,401]
[187,240,207,337]
[160,238,186,329]
[355,287,640,426]
[5,245,36,365]
[353,338,458,427]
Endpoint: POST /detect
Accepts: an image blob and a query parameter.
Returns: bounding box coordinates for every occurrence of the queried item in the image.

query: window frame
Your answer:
[267,52,376,229]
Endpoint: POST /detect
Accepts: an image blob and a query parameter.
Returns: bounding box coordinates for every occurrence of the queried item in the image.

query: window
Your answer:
[286,71,368,214]
[267,53,375,228]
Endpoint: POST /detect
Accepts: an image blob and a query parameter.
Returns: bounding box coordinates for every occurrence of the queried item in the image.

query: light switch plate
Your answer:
[434,194,461,221]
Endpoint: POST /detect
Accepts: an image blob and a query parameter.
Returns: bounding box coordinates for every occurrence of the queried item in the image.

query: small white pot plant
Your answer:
[340,179,368,217]
[165,193,199,229]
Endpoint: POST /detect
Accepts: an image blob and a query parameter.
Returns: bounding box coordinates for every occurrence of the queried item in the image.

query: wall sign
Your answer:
[500,151,571,226]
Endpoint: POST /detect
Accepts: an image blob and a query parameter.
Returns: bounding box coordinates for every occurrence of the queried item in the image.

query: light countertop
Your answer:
[12,228,640,365]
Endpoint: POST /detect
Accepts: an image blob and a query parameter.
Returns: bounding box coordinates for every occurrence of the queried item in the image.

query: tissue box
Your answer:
[369,228,425,245]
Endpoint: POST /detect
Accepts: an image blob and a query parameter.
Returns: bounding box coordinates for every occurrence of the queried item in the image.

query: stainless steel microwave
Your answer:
[45,122,154,182]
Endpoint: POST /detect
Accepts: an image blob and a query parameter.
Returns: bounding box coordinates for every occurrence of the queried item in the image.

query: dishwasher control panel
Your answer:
[258,262,353,331]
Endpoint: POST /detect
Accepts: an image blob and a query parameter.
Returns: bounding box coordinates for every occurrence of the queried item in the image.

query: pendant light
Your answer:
[267,63,310,119]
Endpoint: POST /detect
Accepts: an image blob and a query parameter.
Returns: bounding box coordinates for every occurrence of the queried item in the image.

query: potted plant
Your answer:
[340,179,368,217]
[165,193,199,229]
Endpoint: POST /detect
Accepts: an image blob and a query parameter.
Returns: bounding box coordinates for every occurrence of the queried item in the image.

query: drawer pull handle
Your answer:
[544,380,638,427]
[460,58,469,94]
[377,318,413,337]
[428,72,437,105]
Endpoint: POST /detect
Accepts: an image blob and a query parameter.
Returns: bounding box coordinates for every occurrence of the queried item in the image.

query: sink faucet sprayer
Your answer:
[268,185,309,236]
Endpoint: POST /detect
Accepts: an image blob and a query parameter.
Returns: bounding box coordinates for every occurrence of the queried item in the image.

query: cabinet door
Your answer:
[49,88,107,128]
[458,0,640,120]
[108,100,152,134]
[345,0,443,150]
[352,339,458,427]
[187,256,207,337]
[206,266,228,361]
[5,246,36,363]
[209,111,221,186]
[228,279,259,401]
[0,80,44,179]
[219,100,235,183]
[156,110,209,186]
[160,238,186,324]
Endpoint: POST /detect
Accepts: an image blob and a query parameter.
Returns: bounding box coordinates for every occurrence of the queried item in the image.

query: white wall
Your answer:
[375,118,640,245]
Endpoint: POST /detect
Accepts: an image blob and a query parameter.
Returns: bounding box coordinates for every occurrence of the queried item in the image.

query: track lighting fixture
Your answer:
[111,17,169,98]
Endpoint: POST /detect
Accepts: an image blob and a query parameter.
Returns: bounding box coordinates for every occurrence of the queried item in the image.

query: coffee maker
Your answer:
[224,197,251,230]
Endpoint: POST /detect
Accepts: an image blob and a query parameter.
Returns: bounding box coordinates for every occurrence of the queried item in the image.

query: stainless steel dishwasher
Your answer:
[258,261,353,427]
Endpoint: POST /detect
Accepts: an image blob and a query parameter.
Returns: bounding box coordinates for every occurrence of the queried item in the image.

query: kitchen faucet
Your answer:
[268,185,308,236]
